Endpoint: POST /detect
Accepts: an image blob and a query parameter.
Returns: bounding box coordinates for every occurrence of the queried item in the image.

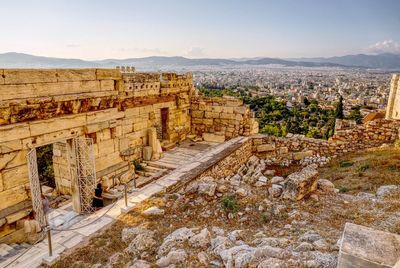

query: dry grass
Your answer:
[47,147,400,267]
[319,146,400,194]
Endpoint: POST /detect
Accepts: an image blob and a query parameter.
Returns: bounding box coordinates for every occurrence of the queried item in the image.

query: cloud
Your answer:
[184,47,205,57]
[367,40,400,54]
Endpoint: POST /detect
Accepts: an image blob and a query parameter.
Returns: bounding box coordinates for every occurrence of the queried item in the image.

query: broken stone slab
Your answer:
[281,165,318,201]
[338,222,400,268]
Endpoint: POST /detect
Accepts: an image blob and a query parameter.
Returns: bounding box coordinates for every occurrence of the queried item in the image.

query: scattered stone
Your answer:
[198,177,218,196]
[126,259,151,268]
[295,242,314,252]
[217,184,228,193]
[376,185,400,198]
[142,206,165,216]
[317,179,336,192]
[158,227,195,256]
[257,257,286,268]
[219,245,254,268]
[258,176,268,183]
[156,249,188,267]
[197,251,210,266]
[189,228,211,248]
[281,165,319,201]
[236,188,248,197]
[126,232,157,256]
[210,236,234,255]
[227,230,242,242]
[313,239,330,251]
[211,226,225,236]
[300,232,322,243]
[271,176,284,184]
[264,170,276,176]
[268,184,283,198]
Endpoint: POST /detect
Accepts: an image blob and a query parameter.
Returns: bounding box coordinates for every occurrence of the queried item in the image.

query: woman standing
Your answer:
[92,183,104,209]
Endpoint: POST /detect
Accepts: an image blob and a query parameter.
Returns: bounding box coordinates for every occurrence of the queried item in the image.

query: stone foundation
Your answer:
[253,119,400,161]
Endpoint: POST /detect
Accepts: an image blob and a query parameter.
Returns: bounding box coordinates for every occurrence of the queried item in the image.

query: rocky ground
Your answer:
[49,148,400,268]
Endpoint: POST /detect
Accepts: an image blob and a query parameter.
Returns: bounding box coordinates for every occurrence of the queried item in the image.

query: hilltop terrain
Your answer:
[48,146,400,268]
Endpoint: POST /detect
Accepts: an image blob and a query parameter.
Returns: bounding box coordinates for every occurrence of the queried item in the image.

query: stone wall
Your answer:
[190,96,258,142]
[198,139,253,180]
[0,68,194,242]
[253,119,400,160]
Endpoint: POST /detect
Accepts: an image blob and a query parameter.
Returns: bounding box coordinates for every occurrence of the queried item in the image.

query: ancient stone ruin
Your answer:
[0,68,258,243]
[1,69,400,268]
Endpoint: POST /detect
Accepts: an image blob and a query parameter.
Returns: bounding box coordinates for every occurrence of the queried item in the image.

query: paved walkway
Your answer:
[0,136,248,268]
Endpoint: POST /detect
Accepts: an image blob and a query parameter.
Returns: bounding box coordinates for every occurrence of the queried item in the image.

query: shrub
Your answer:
[222,195,238,213]
[132,160,144,171]
[338,186,349,193]
[356,164,370,172]
[339,160,354,168]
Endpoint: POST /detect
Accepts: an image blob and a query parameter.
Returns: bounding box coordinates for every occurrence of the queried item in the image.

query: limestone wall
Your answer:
[191,96,259,142]
[0,68,193,242]
[386,74,400,120]
[253,119,400,160]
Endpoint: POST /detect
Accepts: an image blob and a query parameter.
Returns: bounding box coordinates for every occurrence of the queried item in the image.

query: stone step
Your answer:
[136,170,156,177]
[144,166,167,173]
[144,161,177,170]
[161,141,176,151]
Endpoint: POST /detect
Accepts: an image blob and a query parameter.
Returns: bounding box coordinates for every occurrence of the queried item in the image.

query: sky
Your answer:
[1,0,399,59]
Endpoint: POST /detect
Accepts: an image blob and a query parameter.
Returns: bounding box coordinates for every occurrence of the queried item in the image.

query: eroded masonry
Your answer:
[0,68,258,242]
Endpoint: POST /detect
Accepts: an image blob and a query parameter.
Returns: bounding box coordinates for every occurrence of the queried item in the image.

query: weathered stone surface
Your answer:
[189,228,211,248]
[156,249,188,267]
[257,144,275,152]
[376,185,400,198]
[142,206,165,216]
[202,133,226,143]
[338,223,400,268]
[281,165,318,201]
[318,179,336,192]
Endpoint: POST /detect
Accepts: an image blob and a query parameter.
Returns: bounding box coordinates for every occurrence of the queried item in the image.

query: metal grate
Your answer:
[27,149,46,227]
[74,138,96,214]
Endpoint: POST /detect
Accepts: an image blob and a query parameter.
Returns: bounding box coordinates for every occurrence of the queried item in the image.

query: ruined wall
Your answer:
[0,68,193,242]
[198,139,253,180]
[386,74,400,120]
[191,96,258,142]
[253,119,400,160]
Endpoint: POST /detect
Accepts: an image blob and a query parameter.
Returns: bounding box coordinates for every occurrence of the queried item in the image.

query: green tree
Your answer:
[347,106,362,124]
[335,95,344,119]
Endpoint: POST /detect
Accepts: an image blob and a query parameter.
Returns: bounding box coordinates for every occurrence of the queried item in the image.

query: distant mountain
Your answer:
[0,52,399,70]
[288,53,400,69]
[0,52,99,68]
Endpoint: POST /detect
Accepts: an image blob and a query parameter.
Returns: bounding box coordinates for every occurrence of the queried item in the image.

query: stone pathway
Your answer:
[0,137,248,268]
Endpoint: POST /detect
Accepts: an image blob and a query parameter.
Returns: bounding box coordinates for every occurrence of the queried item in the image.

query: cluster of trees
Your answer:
[248,96,336,139]
[199,87,363,140]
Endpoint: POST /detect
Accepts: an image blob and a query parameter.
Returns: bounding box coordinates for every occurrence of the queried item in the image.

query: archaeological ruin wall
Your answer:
[190,96,259,142]
[0,68,258,243]
[0,68,194,242]
[253,119,400,160]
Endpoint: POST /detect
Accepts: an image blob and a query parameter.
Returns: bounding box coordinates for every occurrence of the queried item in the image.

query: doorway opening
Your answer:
[161,107,169,140]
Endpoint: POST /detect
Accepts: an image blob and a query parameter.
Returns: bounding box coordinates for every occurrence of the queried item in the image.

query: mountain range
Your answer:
[0,52,399,70]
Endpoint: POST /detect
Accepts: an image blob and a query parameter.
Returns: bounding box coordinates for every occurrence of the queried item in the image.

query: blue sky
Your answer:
[1,0,399,59]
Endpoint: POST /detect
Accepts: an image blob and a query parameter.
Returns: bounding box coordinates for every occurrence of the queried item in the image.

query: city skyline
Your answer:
[1,0,400,60]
